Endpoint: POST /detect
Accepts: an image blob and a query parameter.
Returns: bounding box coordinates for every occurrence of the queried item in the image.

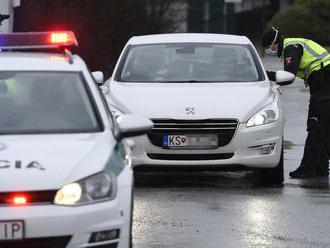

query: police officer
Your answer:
[262,26,330,178]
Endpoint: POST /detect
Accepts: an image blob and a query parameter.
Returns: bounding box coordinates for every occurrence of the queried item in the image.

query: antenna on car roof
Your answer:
[64,48,74,64]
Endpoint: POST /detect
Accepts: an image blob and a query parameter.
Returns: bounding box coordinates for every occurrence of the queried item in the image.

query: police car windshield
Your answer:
[117,43,262,82]
[0,72,102,134]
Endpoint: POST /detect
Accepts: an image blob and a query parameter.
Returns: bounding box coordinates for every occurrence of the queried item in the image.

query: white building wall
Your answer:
[0,0,20,32]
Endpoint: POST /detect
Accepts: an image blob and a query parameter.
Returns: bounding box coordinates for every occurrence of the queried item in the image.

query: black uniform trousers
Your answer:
[300,67,330,174]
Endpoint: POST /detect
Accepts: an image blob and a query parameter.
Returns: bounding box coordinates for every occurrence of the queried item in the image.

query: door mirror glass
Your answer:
[92,71,104,85]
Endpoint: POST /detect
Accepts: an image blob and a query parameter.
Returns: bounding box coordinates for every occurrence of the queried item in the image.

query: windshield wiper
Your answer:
[158,80,201,83]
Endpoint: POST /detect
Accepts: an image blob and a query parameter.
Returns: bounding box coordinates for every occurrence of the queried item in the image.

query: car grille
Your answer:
[148,119,238,148]
[0,190,57,205]
[147,153,234,160]
[0,236,71,248]
[88,244,118,248]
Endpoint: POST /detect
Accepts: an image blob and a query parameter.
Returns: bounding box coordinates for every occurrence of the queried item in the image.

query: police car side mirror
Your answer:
[92,71,104,85]
[276,70,295,84]
[114,114,153,141]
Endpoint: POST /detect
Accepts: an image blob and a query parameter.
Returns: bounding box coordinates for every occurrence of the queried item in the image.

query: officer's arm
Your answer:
[279,44,303,85]
[266,71,276,81]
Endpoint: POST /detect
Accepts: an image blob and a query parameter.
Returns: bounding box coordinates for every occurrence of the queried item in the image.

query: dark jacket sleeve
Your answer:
[267,44,303,85]
[277,44,303,85]
[283,44,303,76]
[266,71,276,81]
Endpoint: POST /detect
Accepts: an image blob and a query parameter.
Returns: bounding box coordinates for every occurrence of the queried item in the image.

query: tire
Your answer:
[259,146,284,185]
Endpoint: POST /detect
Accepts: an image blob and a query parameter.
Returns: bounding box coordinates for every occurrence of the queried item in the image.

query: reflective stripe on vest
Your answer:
[284,38,330,80]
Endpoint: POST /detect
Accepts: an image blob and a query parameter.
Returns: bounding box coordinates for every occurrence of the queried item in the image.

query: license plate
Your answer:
[0,221,24,240]
[163,134,218,149]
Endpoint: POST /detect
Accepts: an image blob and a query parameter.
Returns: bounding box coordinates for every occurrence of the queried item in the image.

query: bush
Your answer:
[269,0,330,44]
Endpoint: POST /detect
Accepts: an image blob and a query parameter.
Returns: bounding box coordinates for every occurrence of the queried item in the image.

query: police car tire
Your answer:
[259,146,284,185]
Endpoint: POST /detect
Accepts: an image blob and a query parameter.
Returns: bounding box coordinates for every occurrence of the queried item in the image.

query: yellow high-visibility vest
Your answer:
[283,38,330,81]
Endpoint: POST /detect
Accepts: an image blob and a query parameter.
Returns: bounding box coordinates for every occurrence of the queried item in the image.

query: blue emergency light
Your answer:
[0,31,78,49]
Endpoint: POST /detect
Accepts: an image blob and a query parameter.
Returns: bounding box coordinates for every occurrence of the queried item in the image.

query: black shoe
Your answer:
[289,167,315,178]
[315,170,329,177]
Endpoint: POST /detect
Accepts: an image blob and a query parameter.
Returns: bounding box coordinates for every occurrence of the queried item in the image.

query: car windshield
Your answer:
[0,72,102,134]
[118,43,262,82]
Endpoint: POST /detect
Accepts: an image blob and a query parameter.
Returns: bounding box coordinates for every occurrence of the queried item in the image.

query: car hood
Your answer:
[0,133,115,191]
[109,81,274,122]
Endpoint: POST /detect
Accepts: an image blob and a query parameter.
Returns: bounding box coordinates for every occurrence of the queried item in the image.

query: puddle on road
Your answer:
[285,177,330,191]
[134,169,286,191]
[135,169,330,192]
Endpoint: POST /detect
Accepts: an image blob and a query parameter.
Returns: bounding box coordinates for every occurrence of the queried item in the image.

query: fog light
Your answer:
[249,143,276,155]
[89,229,120,243]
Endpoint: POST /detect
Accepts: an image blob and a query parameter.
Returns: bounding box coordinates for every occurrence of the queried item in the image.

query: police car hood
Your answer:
[109,81,274,121]
[0,133,115,191]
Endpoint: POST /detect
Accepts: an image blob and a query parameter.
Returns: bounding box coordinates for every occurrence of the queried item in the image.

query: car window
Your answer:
[118,43,262,82]
[0,71,102,134]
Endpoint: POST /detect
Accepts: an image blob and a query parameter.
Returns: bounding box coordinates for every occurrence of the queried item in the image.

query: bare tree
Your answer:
[14,0,186,75]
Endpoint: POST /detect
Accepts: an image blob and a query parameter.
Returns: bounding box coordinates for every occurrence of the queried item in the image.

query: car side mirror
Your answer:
[276,70,295,84]
[114,114,153,141]
[92,71,104,85]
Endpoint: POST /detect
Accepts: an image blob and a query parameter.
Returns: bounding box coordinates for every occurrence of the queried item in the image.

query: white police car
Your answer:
[106,33,295,184]
[0,31,152,247]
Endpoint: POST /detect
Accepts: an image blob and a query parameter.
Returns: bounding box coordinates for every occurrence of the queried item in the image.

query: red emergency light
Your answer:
[0,31,78,49]
[50,32,76,46]
[11,195,27,205]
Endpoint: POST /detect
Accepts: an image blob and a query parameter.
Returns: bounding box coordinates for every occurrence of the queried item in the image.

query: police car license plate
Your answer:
[163,134,218,149]
[0,221,24,240]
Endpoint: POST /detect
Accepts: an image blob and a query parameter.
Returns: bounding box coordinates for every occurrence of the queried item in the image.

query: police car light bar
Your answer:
[0,31,78,49]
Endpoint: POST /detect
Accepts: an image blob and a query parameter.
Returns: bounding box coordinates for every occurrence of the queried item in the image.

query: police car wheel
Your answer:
[259,146,284,185]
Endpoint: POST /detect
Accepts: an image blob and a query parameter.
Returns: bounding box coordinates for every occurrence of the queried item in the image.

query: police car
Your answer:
[0,32,152,247]
[106,33,295,184]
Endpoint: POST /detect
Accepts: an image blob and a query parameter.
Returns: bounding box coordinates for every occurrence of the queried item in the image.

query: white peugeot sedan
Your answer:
[106,33,295,184]
[0,32,152,247]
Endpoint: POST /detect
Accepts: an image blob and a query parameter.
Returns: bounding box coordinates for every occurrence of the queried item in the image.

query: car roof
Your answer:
[128,33,252,45]
[0,52,86,71]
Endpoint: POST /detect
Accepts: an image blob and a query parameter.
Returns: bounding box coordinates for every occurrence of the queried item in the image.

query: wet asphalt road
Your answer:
[132,58,330,248]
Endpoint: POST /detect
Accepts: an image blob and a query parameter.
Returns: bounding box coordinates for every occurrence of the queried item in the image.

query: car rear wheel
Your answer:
[259,146,284,185]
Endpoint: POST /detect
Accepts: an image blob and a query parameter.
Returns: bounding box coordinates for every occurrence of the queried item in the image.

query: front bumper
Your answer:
[0,186,132,248]
[129,121,283,169]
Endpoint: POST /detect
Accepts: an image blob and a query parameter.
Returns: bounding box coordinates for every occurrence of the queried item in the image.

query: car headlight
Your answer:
[246,100,279,127]
[54,172,115,206]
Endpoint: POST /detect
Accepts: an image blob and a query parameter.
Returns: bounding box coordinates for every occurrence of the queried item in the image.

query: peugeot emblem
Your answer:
[185,106,195,115]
